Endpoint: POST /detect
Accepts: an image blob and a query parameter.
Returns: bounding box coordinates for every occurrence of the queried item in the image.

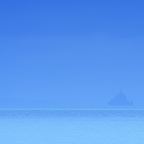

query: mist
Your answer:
[1,1,144,144]
[0,0,144,108]
[0,36,144,108]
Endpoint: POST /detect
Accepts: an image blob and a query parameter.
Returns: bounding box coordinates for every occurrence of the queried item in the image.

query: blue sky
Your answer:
[0,0,144,108]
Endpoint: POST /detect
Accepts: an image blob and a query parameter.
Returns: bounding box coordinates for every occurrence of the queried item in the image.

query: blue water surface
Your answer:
[0,109,144,144]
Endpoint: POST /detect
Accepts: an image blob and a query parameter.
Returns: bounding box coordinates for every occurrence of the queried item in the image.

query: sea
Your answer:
[0,108,144,144]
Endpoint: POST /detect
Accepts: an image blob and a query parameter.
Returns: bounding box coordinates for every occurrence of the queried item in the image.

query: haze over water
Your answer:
[0,0,144,108]
[0,0,144,143]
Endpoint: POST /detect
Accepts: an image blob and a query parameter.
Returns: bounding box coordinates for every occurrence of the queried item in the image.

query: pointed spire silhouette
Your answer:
[108,91,133,106]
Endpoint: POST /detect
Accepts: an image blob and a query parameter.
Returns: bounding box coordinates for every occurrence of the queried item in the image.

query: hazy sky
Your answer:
[0,0,144,108]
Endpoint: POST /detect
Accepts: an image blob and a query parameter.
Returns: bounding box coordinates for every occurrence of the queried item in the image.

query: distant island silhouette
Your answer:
[108,91,133,106]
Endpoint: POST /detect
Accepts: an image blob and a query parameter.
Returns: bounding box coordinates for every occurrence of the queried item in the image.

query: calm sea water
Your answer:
[0,109,144,144]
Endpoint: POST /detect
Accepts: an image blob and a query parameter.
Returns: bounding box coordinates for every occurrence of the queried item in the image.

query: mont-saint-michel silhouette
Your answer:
[108,91,133,106]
